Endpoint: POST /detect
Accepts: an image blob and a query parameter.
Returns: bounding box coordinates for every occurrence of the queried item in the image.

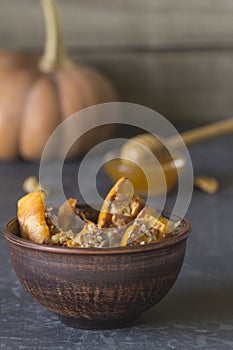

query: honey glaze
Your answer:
[104,155,184,196]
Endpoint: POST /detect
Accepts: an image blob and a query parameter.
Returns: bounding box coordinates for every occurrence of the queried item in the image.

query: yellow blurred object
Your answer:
[22,176,41,193]
[104,152,184,196]
[194,176,219,194]
[22,176,48,194]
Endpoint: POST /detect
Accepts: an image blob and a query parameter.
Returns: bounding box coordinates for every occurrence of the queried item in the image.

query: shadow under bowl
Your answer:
[3,205,191,330]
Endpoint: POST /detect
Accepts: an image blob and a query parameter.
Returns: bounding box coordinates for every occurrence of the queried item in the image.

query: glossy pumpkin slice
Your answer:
[120,207,180,247]
[17,190,50,244]
[97,177,145,228]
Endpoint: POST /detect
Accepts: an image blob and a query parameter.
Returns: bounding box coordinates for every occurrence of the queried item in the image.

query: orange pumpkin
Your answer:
[0,0,118,160]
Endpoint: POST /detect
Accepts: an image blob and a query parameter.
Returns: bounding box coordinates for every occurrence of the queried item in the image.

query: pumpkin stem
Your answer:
[39,0,72,73]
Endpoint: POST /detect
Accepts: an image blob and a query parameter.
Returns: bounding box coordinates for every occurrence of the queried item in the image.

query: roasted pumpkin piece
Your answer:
[120,223,153,247]
[121,207,180,247]
[98,177,145,228]
[17,190,50,244]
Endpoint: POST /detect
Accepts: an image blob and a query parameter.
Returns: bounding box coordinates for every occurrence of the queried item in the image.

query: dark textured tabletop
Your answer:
[0,136,233,350]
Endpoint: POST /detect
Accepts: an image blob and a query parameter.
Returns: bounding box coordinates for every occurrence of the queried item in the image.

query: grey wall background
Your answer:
[1,0,233,125]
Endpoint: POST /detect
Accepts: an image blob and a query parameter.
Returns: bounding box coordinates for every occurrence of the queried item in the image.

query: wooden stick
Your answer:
[167,117,233,148]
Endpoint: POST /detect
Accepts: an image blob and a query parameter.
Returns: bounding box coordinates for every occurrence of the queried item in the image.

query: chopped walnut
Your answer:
[194,176,219,194]
[22,176,47,194]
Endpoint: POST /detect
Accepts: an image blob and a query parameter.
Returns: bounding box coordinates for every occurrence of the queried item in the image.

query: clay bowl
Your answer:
[3,205,191,330]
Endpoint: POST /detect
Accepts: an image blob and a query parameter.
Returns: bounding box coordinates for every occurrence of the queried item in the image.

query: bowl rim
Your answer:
[2,211,191,255]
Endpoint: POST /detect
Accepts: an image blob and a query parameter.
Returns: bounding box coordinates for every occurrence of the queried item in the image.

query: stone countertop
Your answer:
[0,136,233,350]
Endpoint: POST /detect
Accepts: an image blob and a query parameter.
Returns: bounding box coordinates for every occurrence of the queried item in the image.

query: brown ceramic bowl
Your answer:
[3,205,191,330]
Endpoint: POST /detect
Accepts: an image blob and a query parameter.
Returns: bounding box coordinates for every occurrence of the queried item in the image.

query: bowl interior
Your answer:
[3,204,191,254]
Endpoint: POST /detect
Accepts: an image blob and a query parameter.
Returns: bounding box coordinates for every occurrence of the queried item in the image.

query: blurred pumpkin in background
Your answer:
[0,0,118,160]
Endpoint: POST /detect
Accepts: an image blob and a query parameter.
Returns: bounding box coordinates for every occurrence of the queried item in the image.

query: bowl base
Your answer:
[59,315,140,330]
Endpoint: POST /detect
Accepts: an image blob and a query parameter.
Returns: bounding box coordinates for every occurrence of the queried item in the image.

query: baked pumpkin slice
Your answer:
[97,177,145,228]
[17,190,50,244]
[120,207,180,247]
